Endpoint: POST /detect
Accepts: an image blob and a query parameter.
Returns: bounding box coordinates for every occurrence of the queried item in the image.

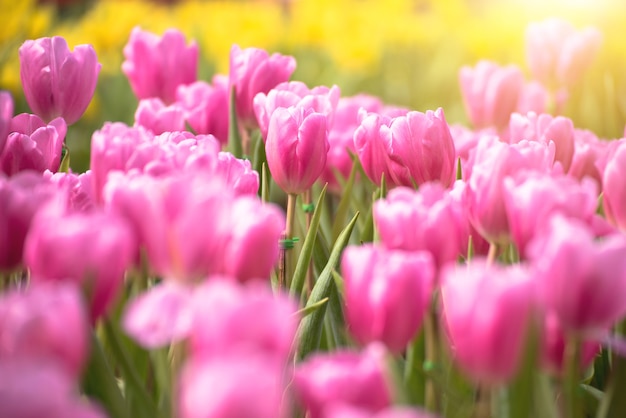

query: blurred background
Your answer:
[2,0,626,171]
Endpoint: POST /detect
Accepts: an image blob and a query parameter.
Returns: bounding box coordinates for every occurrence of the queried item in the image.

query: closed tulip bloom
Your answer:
[25,211,136,320]
[176,76,229,145]
[508,112,575,172]
[526,19,601,88]
[187,279,298,361]
[0,361,106,418]
[326,406,437,418]
[0,91,13,155]
[211,152,259,195]
[0,282,89,379]
[459,60,525,130]
[516,81,548,115]
[342,245,434,353]
[134,98,186,135]
[602,142,626,231]
[440,260,535,384]
[19,36,100,125]
[1,114,66,176]
[45,170,96,213]
[122,27,198,104]
[229,45,296,129]
[179,355,289,418]
[465,136,555,244]
[503,172,598,257]
[568,129,605,188]
[0,171,57,271]
[374,184,466,269]
[254,81,340,139]
[527,215,626,332]
[294,344,393,418]
[266,106,329,195]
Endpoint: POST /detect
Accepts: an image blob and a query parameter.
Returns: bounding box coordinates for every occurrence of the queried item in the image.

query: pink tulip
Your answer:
[0,361,105,418]
[179,355,289,418]
[320,94,383,190]
[1,114,66,176]
[354,109,456,188]
[508,112,575,173]
[0,171,57,271]
[540,311,600,375]
[45,170,96,213]
[294,344,393,418]
[176,76,229,145]
[525,18,602,88]
[440,260,535,384]
[123,282,193,348]
[0,91,13,154]
[568,129,606,188]
[326,406,437,418]
[342,245,434,353]
[464,136,555,244]
[25,210,137,320]
[254,81,340,139]
[0,282,89,379]
[187,279,298,361]
[265,106,329,195]
[19,36,100,124]
[503,172,598,257]
[229,45,296,129]
[122,27,198,104]
[134,98,186,135]
[211,152,259,195]
[459,60,525,130]
[515,81,548,115]
[374,184,466,269]
[527,215,626,332]
[602,141,626,232]
[105,171,284,282]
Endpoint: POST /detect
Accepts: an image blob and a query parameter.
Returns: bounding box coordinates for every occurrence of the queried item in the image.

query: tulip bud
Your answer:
[265,106,329,195]
[602,142,626,232]
[0,91,14,155]
[19,36,100,125]
[342,245,434,353]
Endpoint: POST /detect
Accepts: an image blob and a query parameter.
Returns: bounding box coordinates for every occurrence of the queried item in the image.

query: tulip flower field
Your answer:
[3,1,626,417]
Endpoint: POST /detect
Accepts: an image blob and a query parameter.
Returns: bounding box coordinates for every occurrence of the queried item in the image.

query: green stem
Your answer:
[404,333,426,406]
[487,242,499,266]
[103,319,161,418]
[279,193,298,289]
[564,335,582,418]
[424,302,441,413]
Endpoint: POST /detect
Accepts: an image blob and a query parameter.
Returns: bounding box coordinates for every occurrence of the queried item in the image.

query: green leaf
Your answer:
[331,154,359,242]
[59,144,70,173]
[508,321,540,418]
[290,185,327,298]
[403,332,426,406]
[228,85,243,159]
[81,332,131,418]
[296,212,359,360]
[295,297,329,318]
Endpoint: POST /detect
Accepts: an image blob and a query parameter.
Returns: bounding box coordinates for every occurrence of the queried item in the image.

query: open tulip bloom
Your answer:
[5,15,626,418]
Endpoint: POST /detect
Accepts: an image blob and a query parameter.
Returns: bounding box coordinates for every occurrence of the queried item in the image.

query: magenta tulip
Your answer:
[254,81,340,139]
[527,215,626,333]
[25,210,136,319]
[374,184,466,268]
[229,45,296,129]
[1,114,66,176]
[122,27,198,104]
[0,91,13,154]
[602,141,626,232]
[265,106,329,195]
[294,344,393,418]
[19,36,100,124]
[508,112,575,172]
[342,245,434,353]
[134,98,186,135]
[440,260,535,384]
[179,355,289,418]
[459,60,524,130]
[176,76,229,145]
[0,282,89,379]
[0,171,57,271]
[0,361,105,418]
